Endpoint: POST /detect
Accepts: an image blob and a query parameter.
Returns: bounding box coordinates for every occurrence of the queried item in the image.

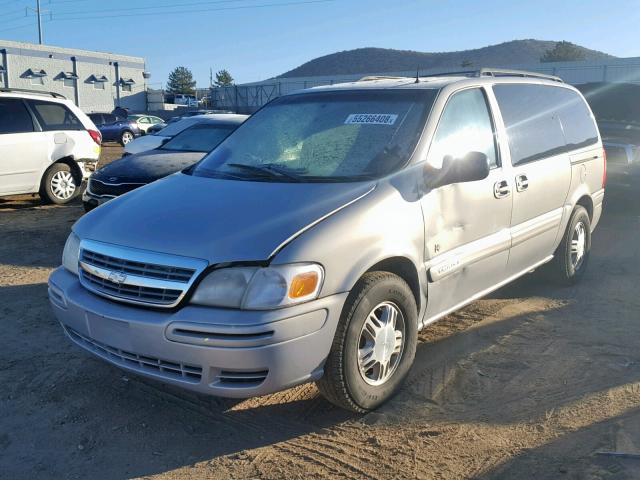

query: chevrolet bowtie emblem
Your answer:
[108,271,127,284]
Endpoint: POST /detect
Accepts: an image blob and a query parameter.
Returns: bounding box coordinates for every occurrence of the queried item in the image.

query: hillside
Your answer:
[278,40,614,78]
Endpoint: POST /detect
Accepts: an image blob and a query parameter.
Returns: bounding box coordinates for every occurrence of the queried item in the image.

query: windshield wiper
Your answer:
[226,163,306,182]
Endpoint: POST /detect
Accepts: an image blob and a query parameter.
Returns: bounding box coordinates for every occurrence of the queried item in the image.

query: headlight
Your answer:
[191,263,324,310]
[62,232,81,275]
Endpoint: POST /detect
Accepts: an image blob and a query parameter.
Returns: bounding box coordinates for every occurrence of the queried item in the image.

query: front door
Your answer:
[421,87,513,322]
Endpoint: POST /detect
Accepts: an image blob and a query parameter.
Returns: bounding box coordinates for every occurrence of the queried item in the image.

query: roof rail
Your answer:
[427,68,563,83]
[358,75,408,82]
[478,68,563,83]
[0,88,67,99]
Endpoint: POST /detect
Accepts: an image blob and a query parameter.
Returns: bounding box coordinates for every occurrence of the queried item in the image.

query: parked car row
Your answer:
[83,115,247,211]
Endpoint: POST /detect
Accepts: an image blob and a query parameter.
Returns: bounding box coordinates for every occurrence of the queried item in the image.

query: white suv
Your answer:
[0,88,102,204]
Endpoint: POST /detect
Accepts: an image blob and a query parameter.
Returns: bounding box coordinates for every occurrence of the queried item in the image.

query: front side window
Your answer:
[193,89,437,182]
[0,99,35,134]
[428,88,498,168]
[161,123,235,152]
[27,100,83,131]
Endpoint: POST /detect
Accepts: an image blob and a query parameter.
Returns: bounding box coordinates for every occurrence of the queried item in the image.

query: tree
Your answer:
[214,69,234,87]
[460,60,473,68]
[540,41,586,63]
[167,66,196,94]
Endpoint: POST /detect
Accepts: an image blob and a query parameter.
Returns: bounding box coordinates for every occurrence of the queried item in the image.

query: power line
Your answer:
[50,0,269,16]
[50,0,334,21]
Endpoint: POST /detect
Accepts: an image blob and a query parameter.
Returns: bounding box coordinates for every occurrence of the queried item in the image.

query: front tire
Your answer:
[120,130,134,146]
[40,163,78,205]
[549,205,591,285]
[317,272,418,412]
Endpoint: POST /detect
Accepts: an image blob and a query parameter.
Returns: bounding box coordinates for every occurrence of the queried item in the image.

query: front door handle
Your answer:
[494,180,511,199]
[515,174,529,192]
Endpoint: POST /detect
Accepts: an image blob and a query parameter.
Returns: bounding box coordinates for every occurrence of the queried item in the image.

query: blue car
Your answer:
[87,112,142,146]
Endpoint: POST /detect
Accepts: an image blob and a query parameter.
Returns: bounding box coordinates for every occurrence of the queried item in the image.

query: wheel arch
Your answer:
[364,256,423,314]
[40,156,83,189]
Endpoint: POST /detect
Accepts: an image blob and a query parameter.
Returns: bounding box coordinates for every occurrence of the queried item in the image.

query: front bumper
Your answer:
[82,189,112,211]
[48,267,347,398]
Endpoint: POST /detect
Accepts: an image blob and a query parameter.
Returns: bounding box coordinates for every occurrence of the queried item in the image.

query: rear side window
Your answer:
[494,84,599,165]
[103,114,117,123]
[428,88,498,168]
[27,100,84,131]
[0,99,35,134]
[555,88,599,150]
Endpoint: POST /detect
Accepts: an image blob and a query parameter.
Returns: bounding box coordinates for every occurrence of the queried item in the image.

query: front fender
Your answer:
[273,181,426,301]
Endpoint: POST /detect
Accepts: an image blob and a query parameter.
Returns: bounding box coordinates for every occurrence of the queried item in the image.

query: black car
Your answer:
[82,118,245,211]
[88,112,142,146]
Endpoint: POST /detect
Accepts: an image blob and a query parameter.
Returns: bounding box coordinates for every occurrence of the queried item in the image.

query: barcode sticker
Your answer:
[345,113,398,126]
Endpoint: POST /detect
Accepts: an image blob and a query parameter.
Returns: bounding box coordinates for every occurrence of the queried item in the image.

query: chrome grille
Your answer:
[88,178,145,197]
[65,326,202,383]
[81,250,195,283]
[81,270,183,304]
[78,239,207,308]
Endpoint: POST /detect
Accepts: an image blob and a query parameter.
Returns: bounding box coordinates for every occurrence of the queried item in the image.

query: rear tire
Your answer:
[548,205,591,285]
[40,163,78,205]
[316,272,418,413]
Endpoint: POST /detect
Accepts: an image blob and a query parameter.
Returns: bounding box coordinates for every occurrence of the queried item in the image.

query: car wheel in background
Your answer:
[120,130,134,146]
[41,163,78,205]
[317,272,418,412]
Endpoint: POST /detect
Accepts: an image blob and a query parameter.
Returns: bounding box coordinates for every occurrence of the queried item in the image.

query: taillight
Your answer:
[87,129,102,146]
[602,147,607,188]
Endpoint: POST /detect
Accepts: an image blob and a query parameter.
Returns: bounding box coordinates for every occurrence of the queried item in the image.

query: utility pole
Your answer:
[36,0,43,44]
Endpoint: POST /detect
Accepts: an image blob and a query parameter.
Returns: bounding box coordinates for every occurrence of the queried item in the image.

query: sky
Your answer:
[1,0,639,87]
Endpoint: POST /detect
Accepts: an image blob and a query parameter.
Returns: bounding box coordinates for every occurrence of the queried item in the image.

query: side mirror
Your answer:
[425,151,490,189]
[160,138,170,145]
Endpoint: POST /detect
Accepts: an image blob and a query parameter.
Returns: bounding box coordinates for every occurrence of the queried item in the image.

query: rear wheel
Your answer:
[317,272,417,412]
[548,205,591,285]
[40,163,78,205]
[120,130,134,145]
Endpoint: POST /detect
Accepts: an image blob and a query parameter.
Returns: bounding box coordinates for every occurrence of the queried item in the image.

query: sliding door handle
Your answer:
[515,174,529,192]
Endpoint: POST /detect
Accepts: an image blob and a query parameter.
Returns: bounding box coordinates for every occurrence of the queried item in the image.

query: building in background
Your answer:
[0,39,149,113]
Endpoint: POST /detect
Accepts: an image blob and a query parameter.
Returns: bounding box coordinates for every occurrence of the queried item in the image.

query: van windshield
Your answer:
[191,89,437,182]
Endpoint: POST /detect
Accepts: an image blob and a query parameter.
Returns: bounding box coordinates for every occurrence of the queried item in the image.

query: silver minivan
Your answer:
[48,70,605,412]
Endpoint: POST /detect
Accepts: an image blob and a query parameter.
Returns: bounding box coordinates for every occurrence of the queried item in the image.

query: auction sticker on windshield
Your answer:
[344,114,398,125]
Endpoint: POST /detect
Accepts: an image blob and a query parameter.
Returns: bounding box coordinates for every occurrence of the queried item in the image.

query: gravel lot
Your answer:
[1,145,640,479]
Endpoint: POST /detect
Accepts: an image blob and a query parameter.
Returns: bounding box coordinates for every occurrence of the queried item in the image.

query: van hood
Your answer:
[75,173,375,264]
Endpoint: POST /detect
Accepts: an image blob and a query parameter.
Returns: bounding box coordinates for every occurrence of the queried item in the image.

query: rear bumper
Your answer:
[48,267,347,398]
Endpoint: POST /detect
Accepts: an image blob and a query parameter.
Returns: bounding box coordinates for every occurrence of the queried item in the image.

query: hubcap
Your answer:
[122,132,133,144]
[357,301,406,386]
[570,221,587,270]
[50,171,76,200]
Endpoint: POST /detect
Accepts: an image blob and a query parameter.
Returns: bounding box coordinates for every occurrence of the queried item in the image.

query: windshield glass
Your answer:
[160,123,235,152]
[154,117,201,137]
[192,90,437,182]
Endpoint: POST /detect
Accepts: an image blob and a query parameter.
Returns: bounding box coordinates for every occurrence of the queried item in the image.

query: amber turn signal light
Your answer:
[288,271,319,299]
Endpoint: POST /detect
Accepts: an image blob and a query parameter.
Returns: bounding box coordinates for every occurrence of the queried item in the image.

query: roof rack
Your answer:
[427,68,563,83]
[359,75,408,82]
[0,88,67,99]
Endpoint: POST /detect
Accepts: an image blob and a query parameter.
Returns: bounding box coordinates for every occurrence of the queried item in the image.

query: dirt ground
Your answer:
[1,145,640,479]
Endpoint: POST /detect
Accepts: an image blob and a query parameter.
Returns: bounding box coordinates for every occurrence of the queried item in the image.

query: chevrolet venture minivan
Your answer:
[48,69,605,412]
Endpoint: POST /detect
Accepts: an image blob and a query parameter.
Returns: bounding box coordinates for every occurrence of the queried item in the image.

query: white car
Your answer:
[124,114,248,154]
[0,88,101,204]
[128,114,165,134]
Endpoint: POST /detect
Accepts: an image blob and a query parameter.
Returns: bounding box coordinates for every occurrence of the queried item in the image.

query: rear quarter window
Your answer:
[27,100,84,132]
[493,84,599,166]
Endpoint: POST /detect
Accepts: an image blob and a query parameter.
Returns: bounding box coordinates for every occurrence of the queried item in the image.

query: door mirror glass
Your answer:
[425,151,490,189]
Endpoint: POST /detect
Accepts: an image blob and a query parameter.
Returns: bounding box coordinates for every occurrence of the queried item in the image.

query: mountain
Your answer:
[278,40,614,78]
